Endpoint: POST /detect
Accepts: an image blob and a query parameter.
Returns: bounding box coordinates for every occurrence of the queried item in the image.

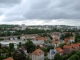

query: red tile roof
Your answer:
[63,45,72,49]
[32,49,44,56]
[37,37,44,40]
[56,47,64,53]
[4,57,14,60]
[63,43,80,49]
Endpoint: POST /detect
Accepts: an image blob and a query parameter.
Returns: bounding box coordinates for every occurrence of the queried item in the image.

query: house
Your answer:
[52,40,60,48]
[48,49,57,59]
[56,47,64,55]
[26,34,39,40]
[44,36,50,41]
[9,37,18,40]
[64,36,75,44]
[64,38,70,44]
[70,36,75,43]
[20,35,26,40]
[63,43,80,54]
[36,37,44,41]
[10,38,14,40]
[32,40,44,45]
[51,33,60,40]
[4,57,14,60]
[32,49,44,60]
[48,47,63,59]
[63,45,72,54]
[71,43,80,51]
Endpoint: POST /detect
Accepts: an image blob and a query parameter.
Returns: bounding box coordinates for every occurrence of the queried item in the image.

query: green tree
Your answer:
[17,36,20,39]
[41,48,47,56]
[44,57,49,60]
[62,55,68,60]
[9,43,14,51]
[13,50,27,60]
[69,55,78,60]
[59,43,66,49]
[25,40,36,53]
[47,46,54,52]
[54,53,62,60]
[0,43,1,48]
[0,55,6,60]
[18,42,22,48]
[0,49,3,56]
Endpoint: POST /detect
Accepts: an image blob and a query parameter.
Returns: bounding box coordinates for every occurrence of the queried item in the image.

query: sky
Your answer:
[0,0,80,26]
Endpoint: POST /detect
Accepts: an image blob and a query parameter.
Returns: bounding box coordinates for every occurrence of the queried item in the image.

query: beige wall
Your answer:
[32,54,44,60]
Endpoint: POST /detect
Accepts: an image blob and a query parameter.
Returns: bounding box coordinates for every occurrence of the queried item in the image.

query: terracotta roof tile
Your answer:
[37,37,44,40]
[32,49,44,56]
[4,57,14,60]
[63,45,72,49]
[56,47,64,53]
[63,43,80,49]
[71,44,79,48]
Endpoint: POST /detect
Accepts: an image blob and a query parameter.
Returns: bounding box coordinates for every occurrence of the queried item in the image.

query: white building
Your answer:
[32,40,44,45]
[20,24,26,30]
[48,49,57,59]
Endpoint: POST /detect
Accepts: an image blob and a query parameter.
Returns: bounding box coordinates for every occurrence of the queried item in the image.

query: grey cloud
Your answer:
[24,0,80,20]
[2,0,80,22]
[0,0,21,4]
[0,12,3,16]
[4,15,26,22]
[0,0,22,7]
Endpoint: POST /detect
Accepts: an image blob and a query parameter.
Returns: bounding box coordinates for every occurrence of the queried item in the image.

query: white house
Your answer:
[32,40,44,45]
[69,36,75,43]
[52,40,60,48]
[48,48,64,59]
[48,49,57,59]
[20,35,26,40]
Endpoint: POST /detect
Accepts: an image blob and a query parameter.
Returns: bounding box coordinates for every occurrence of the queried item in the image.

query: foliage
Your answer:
[59,43,66,49]
[75,33,80,43]
[0,38,4,41]
[54,53,62,60]
[47,46,54,52]
[18,42,22,48]
[17,36,20,39]
[41,48,48,56]
[24,40,36,53]
[9,43,14,51]
[0,43,1,48]
[0,55,6,60]
[44,57,49,60]
[62,55,68,60]
[69,51,80,60]
[13,50,27,60]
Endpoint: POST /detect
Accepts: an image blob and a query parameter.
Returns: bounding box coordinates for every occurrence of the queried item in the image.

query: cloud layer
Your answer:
[0,0,80,26]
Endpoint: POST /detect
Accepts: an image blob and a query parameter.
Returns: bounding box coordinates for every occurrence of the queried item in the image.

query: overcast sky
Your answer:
[0,0,80,26]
